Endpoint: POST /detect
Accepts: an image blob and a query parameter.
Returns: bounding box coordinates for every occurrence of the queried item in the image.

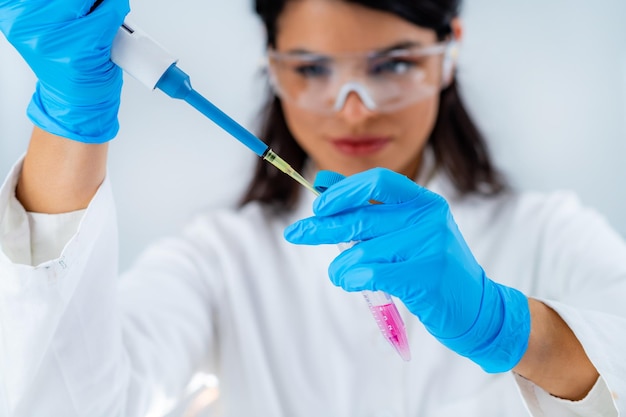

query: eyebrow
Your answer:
[374,41,424,54]
[283,40,424,56]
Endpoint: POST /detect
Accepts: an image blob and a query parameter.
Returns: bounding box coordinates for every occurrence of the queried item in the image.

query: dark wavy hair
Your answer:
[240,0,507,210]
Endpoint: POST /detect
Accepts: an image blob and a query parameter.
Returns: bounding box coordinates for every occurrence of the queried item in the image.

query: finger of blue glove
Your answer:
[313,168,424,216]
[327,240,421,292]
[0,0,126,39]
[3,0,97,28]
[284,192,448,245]
[284,203,425,244]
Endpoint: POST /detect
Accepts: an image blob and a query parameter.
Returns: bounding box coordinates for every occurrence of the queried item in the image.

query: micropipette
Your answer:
[110,22,313,193]
[110,21,410,361]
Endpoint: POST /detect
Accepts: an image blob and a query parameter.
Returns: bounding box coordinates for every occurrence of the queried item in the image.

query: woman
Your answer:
[0,0,624,416]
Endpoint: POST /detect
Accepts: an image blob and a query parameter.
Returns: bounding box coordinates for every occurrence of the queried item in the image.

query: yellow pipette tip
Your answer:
[263,149,319,196]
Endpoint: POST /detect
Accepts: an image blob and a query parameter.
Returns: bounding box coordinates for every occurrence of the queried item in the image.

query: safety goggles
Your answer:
[266,42,454,114]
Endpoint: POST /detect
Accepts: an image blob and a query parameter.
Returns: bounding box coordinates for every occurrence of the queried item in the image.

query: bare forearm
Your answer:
[16,126,109,213]
[514,298,599,401]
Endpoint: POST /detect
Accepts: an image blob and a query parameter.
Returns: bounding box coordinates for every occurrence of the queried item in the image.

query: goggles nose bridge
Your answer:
[333,81,378,112]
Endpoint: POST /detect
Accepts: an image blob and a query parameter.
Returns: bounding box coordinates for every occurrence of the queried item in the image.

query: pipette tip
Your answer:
[263,149,319,195]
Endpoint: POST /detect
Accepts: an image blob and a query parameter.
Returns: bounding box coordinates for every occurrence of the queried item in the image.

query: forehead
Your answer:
[275,0,437,53]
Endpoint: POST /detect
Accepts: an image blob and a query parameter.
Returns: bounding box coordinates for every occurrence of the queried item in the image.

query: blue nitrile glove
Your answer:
[285,168,531,373]
[0,0,130,143]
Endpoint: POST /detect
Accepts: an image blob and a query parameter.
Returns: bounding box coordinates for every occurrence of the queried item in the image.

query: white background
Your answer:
[1,0,625,272]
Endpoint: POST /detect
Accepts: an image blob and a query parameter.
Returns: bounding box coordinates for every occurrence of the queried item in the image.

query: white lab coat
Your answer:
[0,155,625,417]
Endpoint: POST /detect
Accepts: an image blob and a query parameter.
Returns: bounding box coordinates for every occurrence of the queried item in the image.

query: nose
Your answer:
[334,82,376,111]
[334,83,377,122]
[336,92,376,123]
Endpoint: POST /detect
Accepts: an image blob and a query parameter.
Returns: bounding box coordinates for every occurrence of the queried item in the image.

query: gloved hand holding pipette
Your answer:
[285,168,532,373]
[0,0,129,143]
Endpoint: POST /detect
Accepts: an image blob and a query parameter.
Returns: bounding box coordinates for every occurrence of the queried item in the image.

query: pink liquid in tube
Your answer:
[363,291,411,361]
[336,242,412,362]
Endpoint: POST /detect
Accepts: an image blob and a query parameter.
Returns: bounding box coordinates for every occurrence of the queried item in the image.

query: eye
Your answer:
[293,61,332,78]
[369,58,418,76]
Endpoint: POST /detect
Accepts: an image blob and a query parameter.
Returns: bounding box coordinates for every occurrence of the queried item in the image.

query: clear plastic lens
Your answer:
[267,42,450,114]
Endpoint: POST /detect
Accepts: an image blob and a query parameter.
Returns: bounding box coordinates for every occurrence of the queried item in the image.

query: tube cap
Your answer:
[313,170,347,193]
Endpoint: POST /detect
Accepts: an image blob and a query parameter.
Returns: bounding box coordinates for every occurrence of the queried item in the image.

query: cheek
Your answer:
[281,103,323,153]
[396,94,441,145]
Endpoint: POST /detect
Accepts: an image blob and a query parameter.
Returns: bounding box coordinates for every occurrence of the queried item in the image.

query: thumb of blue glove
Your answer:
[0,0,130,143]
[285,168,531,373]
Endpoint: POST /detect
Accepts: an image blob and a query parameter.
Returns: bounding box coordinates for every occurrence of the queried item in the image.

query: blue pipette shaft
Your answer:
[155,64,268,157]
[185,89,269,157]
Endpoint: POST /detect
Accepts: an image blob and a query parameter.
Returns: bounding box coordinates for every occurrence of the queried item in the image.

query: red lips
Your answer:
[331,137,391,156]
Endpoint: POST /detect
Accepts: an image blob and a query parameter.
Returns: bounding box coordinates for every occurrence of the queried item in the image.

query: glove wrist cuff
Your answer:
[27,81,121,143]
[437,279,531,373]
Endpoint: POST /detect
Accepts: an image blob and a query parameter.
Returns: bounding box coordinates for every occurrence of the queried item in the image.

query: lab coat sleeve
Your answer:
[516,362,617,417]
[0,158,218,417]
[512,192,626,416]
[27,209,86,266]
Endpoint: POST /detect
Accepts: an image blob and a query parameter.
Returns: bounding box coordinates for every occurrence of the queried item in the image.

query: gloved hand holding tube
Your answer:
[285,168,532,373]
[0,0,130,143]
